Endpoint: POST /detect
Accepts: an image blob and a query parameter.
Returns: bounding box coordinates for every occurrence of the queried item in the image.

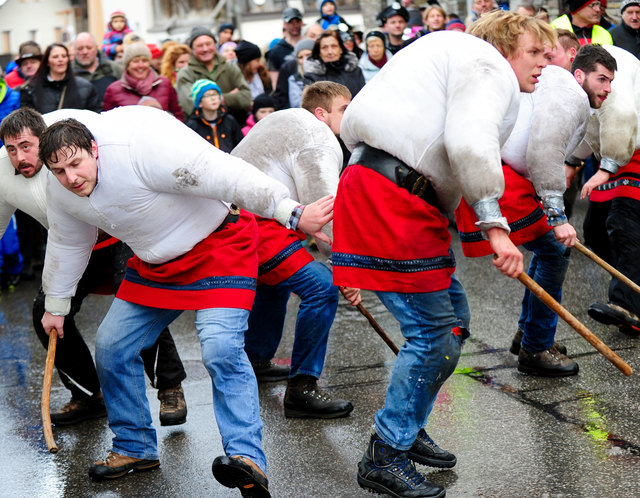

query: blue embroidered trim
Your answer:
[258,240,304,276]
[124,268,256,291]
[332,249,456,273]
[458,207,545,243]
[595,177,640,192]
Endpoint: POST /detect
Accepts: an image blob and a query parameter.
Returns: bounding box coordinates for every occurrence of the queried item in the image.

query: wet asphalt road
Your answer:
[1,200,640,497]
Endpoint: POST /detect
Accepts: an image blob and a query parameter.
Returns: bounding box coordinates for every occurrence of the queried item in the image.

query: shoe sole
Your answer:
[212,456,270,498]
[52,408,107,426]
[89,460,160,481]
[159,415,187,426]
[408,452,457,469]
[357,475,446,498]
[517,364,579,377]
[588,303,640,330]
[284,405,354,419]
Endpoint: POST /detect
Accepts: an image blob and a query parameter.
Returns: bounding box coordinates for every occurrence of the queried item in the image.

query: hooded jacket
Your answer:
[186,106,243,153]
[302,51,365,97]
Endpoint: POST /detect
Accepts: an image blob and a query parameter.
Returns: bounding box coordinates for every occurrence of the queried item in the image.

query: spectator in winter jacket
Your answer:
[217,23,235,48]
[303,30,365,98]
[176,26,251,119]
[242,93,275,136]
[358,31,393,84]
[273,38,315,110]
[4,42,42,89]
[316,0,352,32]
[73,32,123,106]
[186,79,243,152]
[20,43,101,114]
[160,43,191,87]
[101,10,132,60]
[611,0,640,58]
[102,43,183,121]
[235,41,273,100]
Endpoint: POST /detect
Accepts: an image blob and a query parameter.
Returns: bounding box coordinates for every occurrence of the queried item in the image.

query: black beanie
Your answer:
[235,40,262,64]
[253,93,275,116]
[569,0,592,13]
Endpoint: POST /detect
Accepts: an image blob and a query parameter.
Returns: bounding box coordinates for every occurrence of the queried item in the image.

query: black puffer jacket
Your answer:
[611,20,640,59]
[186,106,244,153]
[303,51,365,97]
[20,73,101,113]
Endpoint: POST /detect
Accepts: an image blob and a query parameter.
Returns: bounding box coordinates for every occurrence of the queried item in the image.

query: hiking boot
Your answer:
[158,385,187,426]
[284,375,353,419]
[212,455,270,497]
[588,302,640,333]
[251,360,290,383]
[408,428,456,469]
[88,451,160,480]
[509,329,567,356]
[358,432,446,498]
[51,393,107,426]
[518,348,579,377]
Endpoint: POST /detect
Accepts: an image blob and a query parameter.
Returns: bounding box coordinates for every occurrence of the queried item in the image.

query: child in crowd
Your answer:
[241,93,275,136]
[186,79,243,153]
[102,11,132,60]
[316,0,352,31]
[0,216,23,290]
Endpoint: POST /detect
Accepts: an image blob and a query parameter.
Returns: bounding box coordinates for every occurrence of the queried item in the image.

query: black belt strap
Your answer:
[348,143,439,207]
[214,204,240,233]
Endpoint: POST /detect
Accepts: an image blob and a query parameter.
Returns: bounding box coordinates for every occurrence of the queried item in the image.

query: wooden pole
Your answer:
[518,273,632,376]
[41,329,58,454]
[575,241,640,295]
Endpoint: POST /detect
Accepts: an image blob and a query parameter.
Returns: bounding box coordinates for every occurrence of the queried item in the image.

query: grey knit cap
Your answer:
[123,42,151,69]
[187,26,217,47]
[621,0,640,12]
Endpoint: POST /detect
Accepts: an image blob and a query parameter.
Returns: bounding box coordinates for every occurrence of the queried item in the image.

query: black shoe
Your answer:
[408,429,456,469]
[518,348,579,377]
[251,360,290,383]
[212,455,270,497]
[284,375,353,419]
[358,432,446,498]
[89,451,160,480]
[509,329,567,356]
[51,393,107,426]
[588,302,640,331]
[158,384,187,426]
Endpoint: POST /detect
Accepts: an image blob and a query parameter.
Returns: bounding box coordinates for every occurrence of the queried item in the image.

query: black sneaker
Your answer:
[212,455,270,497]
[51,393,107,426]
[88,451,160,480]
[358,432,446,498]
[158,384,187,426]
[284,375,353,419]
[518,348,579,377]
[251,360,290,383]
[588,302,640,332]
[408,429,456,469]
[509,329,567,355]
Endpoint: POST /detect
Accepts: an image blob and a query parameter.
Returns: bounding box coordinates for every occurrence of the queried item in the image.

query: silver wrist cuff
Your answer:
[600,157,621,175]
[472,199,510,238]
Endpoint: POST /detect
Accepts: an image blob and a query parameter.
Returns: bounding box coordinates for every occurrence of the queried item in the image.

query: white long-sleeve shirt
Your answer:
[43,106,300,315]
[340,31,521,229]
[501,65,590,208]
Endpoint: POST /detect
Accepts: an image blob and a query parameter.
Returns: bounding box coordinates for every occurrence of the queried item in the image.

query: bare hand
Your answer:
[139,98,163,110]
[298,195,334,245]
[581,169,610,199]
[340,286,362,306]
[42,312,65,338]
[565,164,577,189]
[552,222,577,247]
[487,227,523,278]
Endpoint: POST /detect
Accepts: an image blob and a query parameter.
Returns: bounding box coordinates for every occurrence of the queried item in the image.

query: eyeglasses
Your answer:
[586,1,601,9]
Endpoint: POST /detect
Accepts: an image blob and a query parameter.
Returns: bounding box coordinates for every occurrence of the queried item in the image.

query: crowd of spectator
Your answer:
[0,0,638,289]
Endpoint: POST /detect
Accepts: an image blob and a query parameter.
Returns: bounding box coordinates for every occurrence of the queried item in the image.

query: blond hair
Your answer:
[160,43,191,85]
[467,10,556,58]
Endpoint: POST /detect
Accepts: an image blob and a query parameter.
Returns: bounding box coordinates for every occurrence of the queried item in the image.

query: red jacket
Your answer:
[103,74,183,121]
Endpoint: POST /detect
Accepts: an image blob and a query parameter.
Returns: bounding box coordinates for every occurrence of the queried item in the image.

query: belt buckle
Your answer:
[229,204,241,215]
[411,176,428,197]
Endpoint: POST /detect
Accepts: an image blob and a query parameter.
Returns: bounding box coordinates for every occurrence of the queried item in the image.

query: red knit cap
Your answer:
[110,10,126,21]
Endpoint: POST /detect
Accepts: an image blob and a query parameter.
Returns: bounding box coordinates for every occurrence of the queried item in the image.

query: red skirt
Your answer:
[255,216,313,286]
[590,150,640,203]
[117,210,258,310]
[454,165,551,257]
[332,164,455,293]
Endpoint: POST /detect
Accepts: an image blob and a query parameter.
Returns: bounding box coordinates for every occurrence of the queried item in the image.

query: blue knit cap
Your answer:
[191,79,222,109]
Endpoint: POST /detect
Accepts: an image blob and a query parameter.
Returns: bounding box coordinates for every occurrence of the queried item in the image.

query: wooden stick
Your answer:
[356,303,400,355]
[518,272,632,376]
[575,241,640,296]
[41,329,58,453]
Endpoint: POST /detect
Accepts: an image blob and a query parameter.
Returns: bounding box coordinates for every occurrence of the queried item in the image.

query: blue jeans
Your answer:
[518,230,571,352]
[95,299,266,472]
[373,276,470,450]
[244,261,339,378]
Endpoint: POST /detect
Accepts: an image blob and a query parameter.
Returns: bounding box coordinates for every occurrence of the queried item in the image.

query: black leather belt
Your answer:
[214,204,240,233]
[348,143,439,207]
